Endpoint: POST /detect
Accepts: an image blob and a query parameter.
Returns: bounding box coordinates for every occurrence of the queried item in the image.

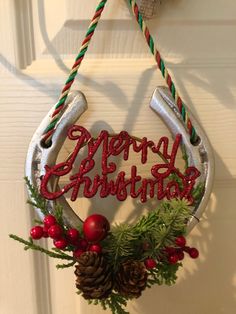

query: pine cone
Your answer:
[75,251,113,300]
[115,260,148,298]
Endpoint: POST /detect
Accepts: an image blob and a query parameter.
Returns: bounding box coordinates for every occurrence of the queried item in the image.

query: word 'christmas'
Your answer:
[40,125,200,204]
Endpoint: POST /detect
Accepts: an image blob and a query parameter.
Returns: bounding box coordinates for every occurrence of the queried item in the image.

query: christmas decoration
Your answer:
[144,258,157,270]
[83,214,110,243]
[30,226,43,240]
[75,251,113,300]
[10,179,200,314]
[10,0,215,313]
[115,260,148,298]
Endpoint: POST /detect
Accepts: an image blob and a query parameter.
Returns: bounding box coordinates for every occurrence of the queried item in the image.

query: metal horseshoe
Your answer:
[25,87,214,233]
[150,87,214,232]
[25,91,88,228]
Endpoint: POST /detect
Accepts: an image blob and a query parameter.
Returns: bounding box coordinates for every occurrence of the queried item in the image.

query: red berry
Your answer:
[30,226,44,240]
[54,238,68,250]
[175,236,186,248]
[177,251,185,261]
[48,224,63,240]
[88,244,102,254]
[43,215,57,228]
[168,254,179,264]
[66,228,80,244]
[83,214,110,242]
[73,249,85,259]
[42,225,49,238]
[77,238,88,250]
[142,242,151,251]
[189,248,199,259]
[144,258,157,269]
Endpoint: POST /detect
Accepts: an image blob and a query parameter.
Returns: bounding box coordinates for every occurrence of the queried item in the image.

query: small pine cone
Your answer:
[75,251,113,300]
[115,260,148,299]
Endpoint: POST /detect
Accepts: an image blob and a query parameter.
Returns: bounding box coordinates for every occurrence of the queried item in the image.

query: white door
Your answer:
[1,1,236,313]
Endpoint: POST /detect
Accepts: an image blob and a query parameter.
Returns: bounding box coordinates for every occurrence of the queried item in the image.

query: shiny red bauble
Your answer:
[66,228,80,244]
[30,226,44,240]
[73,249,85,259]
[168,254,179,264]
[144,258,157,269]
[43,215,57,228]
[89,244,102,254]
[54,238,68,250]
[48,224,63,240]
[175,236,186,248]
[189,248,199,259]
[83,214,110,242]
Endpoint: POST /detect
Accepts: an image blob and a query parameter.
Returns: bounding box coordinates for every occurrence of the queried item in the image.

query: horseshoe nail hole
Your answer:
[190,136,201,146]
[40,139,52,149]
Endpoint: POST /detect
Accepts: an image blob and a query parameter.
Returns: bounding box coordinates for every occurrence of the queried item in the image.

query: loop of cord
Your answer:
[41,0,108,147]
[41,0,198,147]
[129,0,198,144]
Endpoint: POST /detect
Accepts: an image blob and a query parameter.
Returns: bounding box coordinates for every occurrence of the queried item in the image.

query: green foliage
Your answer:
[88,293,129,314]
[104,199,190,271]
[24,177,49,216]
[10,178,74,262]
[56,261,76,269]
[147,262,180,287]
[9,234,73,260]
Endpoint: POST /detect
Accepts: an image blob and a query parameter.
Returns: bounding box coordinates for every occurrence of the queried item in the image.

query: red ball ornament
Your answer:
[88,243,102,254]
[175,236,186,248]
[168,254,179,264]
[43,215,57,228]
[48,224,63,240]
[30,226,44,240]
[54,238,68,250]
[83,214,110,242]
[77,238,89,250]
[73,249,85,259]
[189,248,199,259]
[66,228,80,244]
[144,258,157,269]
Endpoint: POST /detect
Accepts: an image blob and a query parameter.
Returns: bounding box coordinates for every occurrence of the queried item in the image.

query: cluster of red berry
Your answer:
[144,236,199,270]
[30,213,110,258]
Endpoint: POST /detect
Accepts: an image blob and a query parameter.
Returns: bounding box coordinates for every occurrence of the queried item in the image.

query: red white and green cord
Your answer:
[41,0,199,148]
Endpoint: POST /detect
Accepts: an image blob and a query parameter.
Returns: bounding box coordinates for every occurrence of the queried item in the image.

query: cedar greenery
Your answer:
[10,178,195,314]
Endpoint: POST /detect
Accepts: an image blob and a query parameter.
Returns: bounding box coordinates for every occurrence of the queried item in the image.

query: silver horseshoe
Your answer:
[26,87,214,232]
[150,86,214,232]
[25,91,87,228]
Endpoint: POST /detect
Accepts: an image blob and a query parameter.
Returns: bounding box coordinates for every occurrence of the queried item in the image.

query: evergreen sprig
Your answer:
[9,234,73,260]
[104,199,191,271]
[147,262,180,287]
[24,177,49,216]
[88,293,129,314]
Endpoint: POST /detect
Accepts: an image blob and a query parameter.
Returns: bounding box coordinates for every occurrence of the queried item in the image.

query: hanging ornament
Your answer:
[10,0,214,313]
